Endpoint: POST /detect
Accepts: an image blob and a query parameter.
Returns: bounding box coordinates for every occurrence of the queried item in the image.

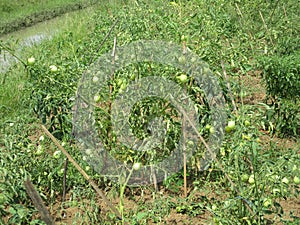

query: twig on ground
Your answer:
[24,178,55,225]
[88,18,120,65]
[259,11,274,46]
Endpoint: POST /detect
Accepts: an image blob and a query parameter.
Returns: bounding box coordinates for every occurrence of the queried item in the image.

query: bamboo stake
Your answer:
[182,41,187,198]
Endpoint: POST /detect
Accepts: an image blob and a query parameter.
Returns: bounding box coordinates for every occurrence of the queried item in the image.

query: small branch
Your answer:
[267,0,280,25]
[259,11,274,46]
[234,3,254,40]
[151,165,158,191]
[88,18,119,65]
[0,42,27,67]
[41,125,123,221]
[110,36,117,94]
[62,158,69,203]
[24,178,55,225]
[221,60,238,114]
[235,3,243,18]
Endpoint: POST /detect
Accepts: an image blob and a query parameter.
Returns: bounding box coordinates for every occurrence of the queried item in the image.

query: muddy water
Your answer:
[0,7,93,73]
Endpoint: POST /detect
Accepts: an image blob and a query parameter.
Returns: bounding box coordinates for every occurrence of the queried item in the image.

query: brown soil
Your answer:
[263,196,300,224]
[48,190,213,225]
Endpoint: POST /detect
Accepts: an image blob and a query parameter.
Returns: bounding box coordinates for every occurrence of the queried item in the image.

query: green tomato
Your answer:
[116,78,124,86]
[241,174,249,182]
[244,120,251,127]
[120,83,127,90]
[176,74,188,83]
[293,176,300,184]
[248,174,255,184]
[119,83,127,93]
[133,162,141,170]
[94,95,101,103]
[181,34,187,42]
[227,120,235,130]
[53,150,61,159]
[281,177,289,184]
[209,127,215,134]
[49,65,58,72]
[57,168,64,176]
[130,74,136,80]
[92,76,99,83]
[35,145,44,156]
[205,124,212,130]
[263,198,272,208]
[27,57,35,65]
[225,126,232,133]
[211,204,217,211]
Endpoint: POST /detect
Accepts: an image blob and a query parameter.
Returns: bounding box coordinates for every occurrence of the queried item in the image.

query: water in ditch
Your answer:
[0,7,94,74]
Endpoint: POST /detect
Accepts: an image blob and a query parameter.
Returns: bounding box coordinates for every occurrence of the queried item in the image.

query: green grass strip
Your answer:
[0,0,97,36]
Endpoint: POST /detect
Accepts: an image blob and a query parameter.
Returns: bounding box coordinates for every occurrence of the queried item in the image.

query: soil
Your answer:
[49,188,212,225]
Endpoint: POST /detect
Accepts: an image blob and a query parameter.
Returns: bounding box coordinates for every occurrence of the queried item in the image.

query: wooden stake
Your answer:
[24,178,55,225]
[41,125,123,221]
[182,41,187,198]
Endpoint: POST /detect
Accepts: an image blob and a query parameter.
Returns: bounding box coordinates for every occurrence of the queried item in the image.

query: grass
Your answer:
[0,0,299,224]
[0,0,97,35]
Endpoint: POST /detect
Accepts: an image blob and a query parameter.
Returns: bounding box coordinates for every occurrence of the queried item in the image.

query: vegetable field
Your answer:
[0,0,299,224]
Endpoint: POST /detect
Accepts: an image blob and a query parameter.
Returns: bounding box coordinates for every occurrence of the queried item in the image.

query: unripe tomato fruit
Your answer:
[50,65,58,72]
[293,176,300,184]
[27,57,35,65]
[227,120,235,130]
[248,174,255,184]
[133,162,141,170]
[281,177,289,184]
[176,74,188,83]
[263,198,272,208]
[241,174,249,182]
[94,95,101,103]
[244,120,251,127]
